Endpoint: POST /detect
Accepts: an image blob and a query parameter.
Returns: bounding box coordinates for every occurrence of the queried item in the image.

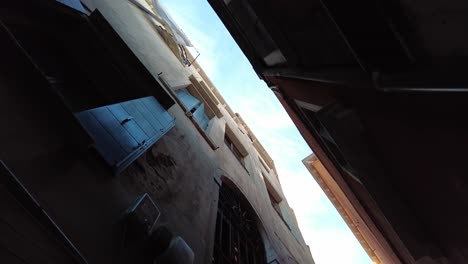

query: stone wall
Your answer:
[0,0,313,263]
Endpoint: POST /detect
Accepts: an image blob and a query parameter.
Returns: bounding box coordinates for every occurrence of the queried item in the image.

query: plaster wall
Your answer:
[0,0,314,263]
[82,0,193,88]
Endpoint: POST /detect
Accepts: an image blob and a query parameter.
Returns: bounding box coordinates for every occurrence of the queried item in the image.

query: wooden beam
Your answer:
[271,88,411,264]
[189,75,223,118]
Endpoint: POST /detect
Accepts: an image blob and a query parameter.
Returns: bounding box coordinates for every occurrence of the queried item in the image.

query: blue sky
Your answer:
[159,1,373,263]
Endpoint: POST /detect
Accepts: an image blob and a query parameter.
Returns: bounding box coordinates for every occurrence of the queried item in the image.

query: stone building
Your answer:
[0,0,313,264]
[303,154,397,264]
[209,0,468,263]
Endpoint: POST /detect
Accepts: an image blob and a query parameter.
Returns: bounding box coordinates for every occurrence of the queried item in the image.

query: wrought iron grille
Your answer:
[213,186,266,264]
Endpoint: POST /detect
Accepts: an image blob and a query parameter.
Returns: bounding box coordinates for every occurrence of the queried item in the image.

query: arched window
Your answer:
[213,185,266,264]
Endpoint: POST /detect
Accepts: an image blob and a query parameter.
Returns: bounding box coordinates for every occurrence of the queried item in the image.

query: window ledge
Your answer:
[160,77,218,151]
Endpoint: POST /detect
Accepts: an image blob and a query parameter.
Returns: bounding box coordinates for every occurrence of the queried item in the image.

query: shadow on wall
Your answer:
[123,144,179,200]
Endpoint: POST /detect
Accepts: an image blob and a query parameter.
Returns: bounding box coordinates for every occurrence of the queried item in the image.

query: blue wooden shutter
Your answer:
[175,89,199,110]
[193,104,209,130]
[56,0,87,12]
[75,96,175,174]
[175,89,210,130]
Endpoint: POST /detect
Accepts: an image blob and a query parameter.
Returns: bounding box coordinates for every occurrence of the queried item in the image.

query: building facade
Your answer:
[209,0,468,263]
[303,154,399,264]
[0,0,313,264]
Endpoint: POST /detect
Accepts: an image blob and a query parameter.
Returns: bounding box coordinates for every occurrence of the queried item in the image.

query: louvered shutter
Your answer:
[75,96,175,174]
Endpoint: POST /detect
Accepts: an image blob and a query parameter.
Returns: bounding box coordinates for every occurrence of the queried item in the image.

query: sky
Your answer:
[160,1,373,263]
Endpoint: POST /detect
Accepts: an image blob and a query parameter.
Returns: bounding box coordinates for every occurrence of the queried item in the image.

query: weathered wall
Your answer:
[82,0,193,88]
[85,0,313,261]
[213,107,314,264]
[0,0,313,263]
[0,88,311,263]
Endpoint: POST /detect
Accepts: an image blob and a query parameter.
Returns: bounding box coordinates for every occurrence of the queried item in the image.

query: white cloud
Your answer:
[279,171,328,215]
[303,226,373,264]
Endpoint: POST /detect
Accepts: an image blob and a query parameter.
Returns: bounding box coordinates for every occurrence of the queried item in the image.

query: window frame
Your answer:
[224,133,245,166]
[224,125,250,172]
[259,156,270,173]
[158,75,218,150]
[175,87,211,130]
[75,96,175,174]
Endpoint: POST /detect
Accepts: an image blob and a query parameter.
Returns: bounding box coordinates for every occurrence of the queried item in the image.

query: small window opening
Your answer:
[225,133,245,165]
[259,157,270,172]
[175,88,210,130]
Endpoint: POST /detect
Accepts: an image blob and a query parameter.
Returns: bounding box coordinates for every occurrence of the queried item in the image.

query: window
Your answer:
[175,88,210,130]
[268,189,282,216]
[224,126,249,171]
[225,133,245,165]
[213,185,267,264]
[264,175,281,217]
[166,78,218,150]
[75,96,175,174]
[259,157,270,172]
[263,172,287,224]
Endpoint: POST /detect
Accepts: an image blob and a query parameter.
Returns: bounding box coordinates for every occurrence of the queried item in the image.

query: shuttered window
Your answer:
[175,89,210,130]
[75,96,175,174]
